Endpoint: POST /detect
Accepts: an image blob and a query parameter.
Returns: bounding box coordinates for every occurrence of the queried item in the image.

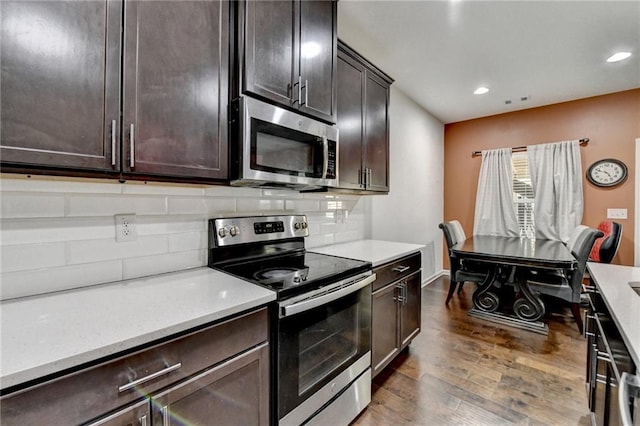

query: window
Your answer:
[512,152,535,237]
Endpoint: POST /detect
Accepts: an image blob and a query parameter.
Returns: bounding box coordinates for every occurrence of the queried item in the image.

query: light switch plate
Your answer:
[607,208,627,219]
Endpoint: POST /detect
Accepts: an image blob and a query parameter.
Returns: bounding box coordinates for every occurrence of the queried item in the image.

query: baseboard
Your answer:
[422,269,448,287]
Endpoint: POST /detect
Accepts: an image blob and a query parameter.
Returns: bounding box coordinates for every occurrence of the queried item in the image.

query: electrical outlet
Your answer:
[607,208,627,219]
[115,214,137,242]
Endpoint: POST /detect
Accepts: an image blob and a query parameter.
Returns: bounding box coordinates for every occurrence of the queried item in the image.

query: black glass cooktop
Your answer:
[214,251,371,299]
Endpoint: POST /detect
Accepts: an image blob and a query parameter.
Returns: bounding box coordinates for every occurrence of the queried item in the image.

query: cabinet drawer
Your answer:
[373,252,421,292]
[1,308,268,426]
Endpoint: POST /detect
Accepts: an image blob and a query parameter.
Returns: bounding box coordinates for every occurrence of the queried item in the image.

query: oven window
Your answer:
[250,118,322,177]
[277,284,371,417]
[298,302,359,394]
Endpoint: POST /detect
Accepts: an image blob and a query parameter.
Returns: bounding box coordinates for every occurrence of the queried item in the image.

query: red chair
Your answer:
[589,221,622,263]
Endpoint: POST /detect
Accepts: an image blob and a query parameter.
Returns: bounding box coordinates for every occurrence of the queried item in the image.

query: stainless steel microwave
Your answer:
[229,96,338,190]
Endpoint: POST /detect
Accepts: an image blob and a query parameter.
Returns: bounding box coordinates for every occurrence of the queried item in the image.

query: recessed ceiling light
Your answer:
[607,51,632,63]
[474,87,489,95]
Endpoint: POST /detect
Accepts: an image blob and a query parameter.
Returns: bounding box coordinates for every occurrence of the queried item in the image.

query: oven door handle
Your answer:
[281,273,376,318]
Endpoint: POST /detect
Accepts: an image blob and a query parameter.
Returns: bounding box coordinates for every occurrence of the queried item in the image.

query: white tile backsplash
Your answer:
[0,261,123,300]
[1,193,66,218]
[0,176,366,300]
[68,195,168,216]
[1,242,66,273]
[68,235,169,264]
[122,250,205,280]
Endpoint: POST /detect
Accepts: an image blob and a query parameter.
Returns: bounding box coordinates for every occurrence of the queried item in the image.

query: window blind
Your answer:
[512,152,535,237]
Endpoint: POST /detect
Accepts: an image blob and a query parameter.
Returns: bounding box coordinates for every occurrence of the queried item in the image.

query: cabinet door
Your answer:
[400,273,421,348]
[363,71,390,192]
[336,51,364,190]
[372,284,399,377]
[86,400,150,426]
[152,343,269,426]
[122,0,228,179]
[0,0,120,172]
[298,0,336,123]
[243,0,296,108]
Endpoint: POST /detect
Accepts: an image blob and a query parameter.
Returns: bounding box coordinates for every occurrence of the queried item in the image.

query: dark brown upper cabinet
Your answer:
[336,41,393,192]
[1,0,229,182]
[0,0,121,174]
[121,0,229,180]
[239,0,337,124]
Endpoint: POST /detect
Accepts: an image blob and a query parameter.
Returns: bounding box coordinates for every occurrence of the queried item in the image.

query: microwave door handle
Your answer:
[619,372,640,426]
[322,136,329,179]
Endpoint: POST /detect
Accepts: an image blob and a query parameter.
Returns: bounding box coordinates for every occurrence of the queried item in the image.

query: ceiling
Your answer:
[337,1,640,124]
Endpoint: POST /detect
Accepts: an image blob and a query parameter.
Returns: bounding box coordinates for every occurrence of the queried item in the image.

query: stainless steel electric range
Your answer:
[208,215,374,426]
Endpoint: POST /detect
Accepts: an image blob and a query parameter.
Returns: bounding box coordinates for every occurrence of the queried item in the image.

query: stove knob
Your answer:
[294,223,301,230]
[293,276,301,283]
[229,226,240,237]
[218,228,226,238]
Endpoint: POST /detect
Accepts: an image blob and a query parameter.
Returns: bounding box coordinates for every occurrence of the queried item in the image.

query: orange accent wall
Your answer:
[443,89,640,267]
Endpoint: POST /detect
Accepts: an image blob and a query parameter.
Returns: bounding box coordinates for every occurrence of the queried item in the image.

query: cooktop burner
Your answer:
[215,251,369,298]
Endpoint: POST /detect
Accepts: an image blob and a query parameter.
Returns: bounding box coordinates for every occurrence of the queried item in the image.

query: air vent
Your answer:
[505,100,512,105]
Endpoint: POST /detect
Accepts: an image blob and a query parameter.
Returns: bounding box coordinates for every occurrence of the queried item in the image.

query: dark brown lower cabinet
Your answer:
[585,285,635,426]
[371,252,421,377]
[1,308,269,426]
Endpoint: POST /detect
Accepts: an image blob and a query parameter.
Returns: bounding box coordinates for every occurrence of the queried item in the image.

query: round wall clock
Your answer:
[586,158,628,187]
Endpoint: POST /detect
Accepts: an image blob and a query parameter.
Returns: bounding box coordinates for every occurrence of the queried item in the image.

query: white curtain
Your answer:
[474,148,520,237]
[527,140,583,242]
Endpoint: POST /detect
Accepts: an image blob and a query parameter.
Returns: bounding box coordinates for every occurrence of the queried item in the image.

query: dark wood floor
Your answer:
[353,276,591,425]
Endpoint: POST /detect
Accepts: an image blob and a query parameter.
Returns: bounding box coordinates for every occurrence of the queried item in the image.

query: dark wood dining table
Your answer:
[451,235,577,334]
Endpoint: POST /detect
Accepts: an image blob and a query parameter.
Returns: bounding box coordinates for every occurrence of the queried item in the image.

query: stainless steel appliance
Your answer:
[208,215,373,425]
[620,372,640,426]
[229,96,338,190]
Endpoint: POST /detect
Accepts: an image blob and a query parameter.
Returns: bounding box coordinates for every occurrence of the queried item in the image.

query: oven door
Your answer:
[276,272,374,424]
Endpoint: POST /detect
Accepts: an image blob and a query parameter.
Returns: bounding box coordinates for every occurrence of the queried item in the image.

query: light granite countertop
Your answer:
[311,239,424,267]
[0,267,275,390]
[587,262,640,368]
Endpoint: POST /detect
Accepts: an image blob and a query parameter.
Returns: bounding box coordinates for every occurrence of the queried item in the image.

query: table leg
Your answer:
[472,267,499,312]
[513,280,545,322]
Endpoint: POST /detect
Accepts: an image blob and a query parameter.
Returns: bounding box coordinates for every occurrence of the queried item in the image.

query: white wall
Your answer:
[371,88,445,281]
[338,5,446,282]
[0,176,368,300]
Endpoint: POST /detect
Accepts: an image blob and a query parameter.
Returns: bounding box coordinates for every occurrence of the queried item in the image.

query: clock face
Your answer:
[587,159,628,187]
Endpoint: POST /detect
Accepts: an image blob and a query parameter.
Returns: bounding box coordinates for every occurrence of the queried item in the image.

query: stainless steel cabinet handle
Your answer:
[111,119,117,166]
[118,362,182,393]
[162,405,170,425]
[297,75,302,106]
[303,79,308,106]
[129,124,135,168]
[140,415,148,426]
[367,168,372,188]
[395,283,405,303]
[360,169,366,188]
[393,265,410,273]
[619,372,640,426]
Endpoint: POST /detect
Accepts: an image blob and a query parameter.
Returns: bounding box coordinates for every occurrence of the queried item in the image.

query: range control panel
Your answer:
[211,215,309,247]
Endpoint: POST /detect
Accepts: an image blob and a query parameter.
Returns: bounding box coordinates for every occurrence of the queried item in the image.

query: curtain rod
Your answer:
[471,138,589,157]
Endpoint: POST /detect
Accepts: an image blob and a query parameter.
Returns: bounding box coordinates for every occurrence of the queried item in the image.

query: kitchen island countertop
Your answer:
[587,262,640,368]
[0,267,275,390]
[311,239,424,267]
